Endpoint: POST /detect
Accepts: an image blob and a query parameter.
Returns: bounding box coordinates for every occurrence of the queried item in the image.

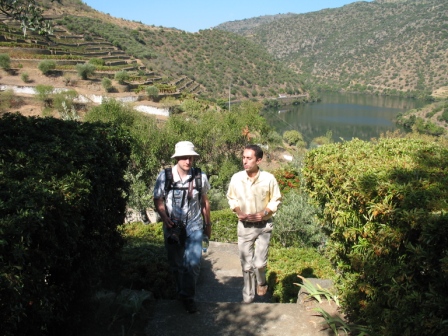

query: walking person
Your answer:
[153,141,211,313]
[227,144,282,303]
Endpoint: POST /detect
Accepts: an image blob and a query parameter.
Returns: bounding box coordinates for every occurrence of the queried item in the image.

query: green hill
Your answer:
[215,0,448,97]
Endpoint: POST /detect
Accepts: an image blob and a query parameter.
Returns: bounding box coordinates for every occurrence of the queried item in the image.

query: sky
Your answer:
[82,0,373,33]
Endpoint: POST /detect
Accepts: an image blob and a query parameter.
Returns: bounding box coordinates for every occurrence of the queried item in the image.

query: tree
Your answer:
[76,63,95,80]
[114,70,129,85]
[101,77,112,92]
[38,60,56,75]
[0,53,11,70]
[0,0,60,36]
[145,85,159,101]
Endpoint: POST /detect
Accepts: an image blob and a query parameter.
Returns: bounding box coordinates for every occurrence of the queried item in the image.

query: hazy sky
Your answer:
[82,0,373,32]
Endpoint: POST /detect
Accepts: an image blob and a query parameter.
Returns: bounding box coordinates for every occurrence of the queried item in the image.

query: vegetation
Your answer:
[0,113,131,336]
[217,0,448,97]
[76,62,96,80]
[37,59,56,75]
[0,52,10,70]
[303,135,448,335]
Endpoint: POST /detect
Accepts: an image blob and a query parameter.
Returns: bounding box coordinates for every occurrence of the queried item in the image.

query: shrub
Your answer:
[35,84,54,106]
[53,90,78,119]
[145,85,159,100]
[0,53,11,70]
[38,60,56,75]
[0,113,131,336]
[76,63,96,80]
[303,137,448,335]
[20,72,29,83]
[283,130,304,146]
[271,189,325,248]
[89,57,104,66]
[114,70,129,84]
[101,77,113,92]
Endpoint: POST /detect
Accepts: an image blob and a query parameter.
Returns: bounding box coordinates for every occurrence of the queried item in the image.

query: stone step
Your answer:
[146,300,332,336]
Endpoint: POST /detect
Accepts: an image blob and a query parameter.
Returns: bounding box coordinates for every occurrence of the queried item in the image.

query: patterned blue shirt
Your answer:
[153,165,210,235]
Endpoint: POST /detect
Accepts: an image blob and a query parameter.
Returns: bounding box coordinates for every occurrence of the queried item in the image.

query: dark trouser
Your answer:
[164,228,203,299]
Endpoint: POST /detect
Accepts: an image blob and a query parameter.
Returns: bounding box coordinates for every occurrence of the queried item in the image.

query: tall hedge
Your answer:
[303,137,448,335]
[0,113,131,336]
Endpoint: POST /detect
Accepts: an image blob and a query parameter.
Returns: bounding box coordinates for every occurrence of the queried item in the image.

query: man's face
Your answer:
[177,156,194,172]
[242,149,261,174]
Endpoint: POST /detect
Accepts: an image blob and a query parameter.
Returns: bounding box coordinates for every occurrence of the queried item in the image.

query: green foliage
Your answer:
[53,89,79,120]
[272,166,301,195]
[20,71,29,82]
[0,112,131,336]
[0,53,11,70]
[37,59,56,75]
[303,136,448,335]
[88,57,105,66]
[283,129,303,146]
[0,89,14,111]
[271,189,326,248]
[145,85,159,100]
[114,70,129,84]
[84,99,166,211]
[210,208,238,242]
[76,62,96,80]
[267,247,336,303]
[101,77,112,92]
[34,84,54,106]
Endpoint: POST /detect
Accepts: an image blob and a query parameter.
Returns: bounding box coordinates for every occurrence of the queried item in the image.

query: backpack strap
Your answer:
[164,167,174,197]
[193,167,202,202]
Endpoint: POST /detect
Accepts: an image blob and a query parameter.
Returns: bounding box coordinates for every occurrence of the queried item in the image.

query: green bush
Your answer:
[101,77,113,92]
[303,136,448,335]
[114,70,129,84]
[20,72,29,83]
[38,60,56,75]
[89,57,105,66]
[0,53,11,70]
[283,130,304,146]
[0,113,131,336]
[145,85,159,100]
[271,189,325,248]
[76,62,96,80]
[35,84,54,106]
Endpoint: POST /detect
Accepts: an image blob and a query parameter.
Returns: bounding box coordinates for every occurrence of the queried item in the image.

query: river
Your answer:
[262,92,426,144]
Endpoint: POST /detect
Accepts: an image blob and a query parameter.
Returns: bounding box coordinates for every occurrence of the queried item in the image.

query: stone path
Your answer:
[145,241,341,336]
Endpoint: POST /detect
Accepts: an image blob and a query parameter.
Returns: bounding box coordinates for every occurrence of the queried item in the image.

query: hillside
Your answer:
[0,0,306,108]
[215,0,448,97]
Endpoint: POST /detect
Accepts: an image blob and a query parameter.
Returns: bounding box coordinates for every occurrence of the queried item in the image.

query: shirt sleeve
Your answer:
[153,170,165,199]
[266,175,282,213]
[226,175,239,211]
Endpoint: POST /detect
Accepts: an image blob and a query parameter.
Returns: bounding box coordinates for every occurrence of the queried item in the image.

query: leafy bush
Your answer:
[114,70,129,84]
[271,189,325,248]
[268,247,336,303]
[20,72,29,83]
[0,113,131,336]
[76,62,96,80]
[0,53,11,70]
[53,90,79,120]
[145,85,159,100]
[303,136,448,335]
[35,84,54,106]
[101,77,113,92]
[283,130,304,146]
[38,59,56,75]
[89,57,105,66]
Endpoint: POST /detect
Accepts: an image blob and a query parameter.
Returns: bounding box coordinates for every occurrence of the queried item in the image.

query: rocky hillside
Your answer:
[215,0,448,97]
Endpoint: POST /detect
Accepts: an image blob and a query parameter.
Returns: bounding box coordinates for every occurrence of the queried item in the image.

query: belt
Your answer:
[241,220,267,227]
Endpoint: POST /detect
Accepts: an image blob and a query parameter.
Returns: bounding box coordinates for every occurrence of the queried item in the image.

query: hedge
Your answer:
[303,137,448,335]
[0,113,131,336]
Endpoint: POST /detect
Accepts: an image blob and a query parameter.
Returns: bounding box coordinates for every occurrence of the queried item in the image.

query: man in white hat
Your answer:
[153,141,211,313]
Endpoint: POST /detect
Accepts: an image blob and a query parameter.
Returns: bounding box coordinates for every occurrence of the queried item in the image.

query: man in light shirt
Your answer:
[226,144,282,303]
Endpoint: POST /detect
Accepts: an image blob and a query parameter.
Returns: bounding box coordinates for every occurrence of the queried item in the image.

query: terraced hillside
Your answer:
[216,0,448,98]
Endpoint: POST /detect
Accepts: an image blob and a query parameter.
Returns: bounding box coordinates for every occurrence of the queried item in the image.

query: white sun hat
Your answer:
[171,141,200,158]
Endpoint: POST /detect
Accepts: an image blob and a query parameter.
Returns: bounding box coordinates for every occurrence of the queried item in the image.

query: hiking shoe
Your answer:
[257,283,268,296]
[182,298,198,314]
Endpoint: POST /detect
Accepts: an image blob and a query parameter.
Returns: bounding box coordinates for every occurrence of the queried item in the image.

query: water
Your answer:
[262,92,425,144]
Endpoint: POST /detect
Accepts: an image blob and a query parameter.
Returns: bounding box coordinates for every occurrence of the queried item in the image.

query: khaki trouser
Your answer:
[237,220,273,303]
